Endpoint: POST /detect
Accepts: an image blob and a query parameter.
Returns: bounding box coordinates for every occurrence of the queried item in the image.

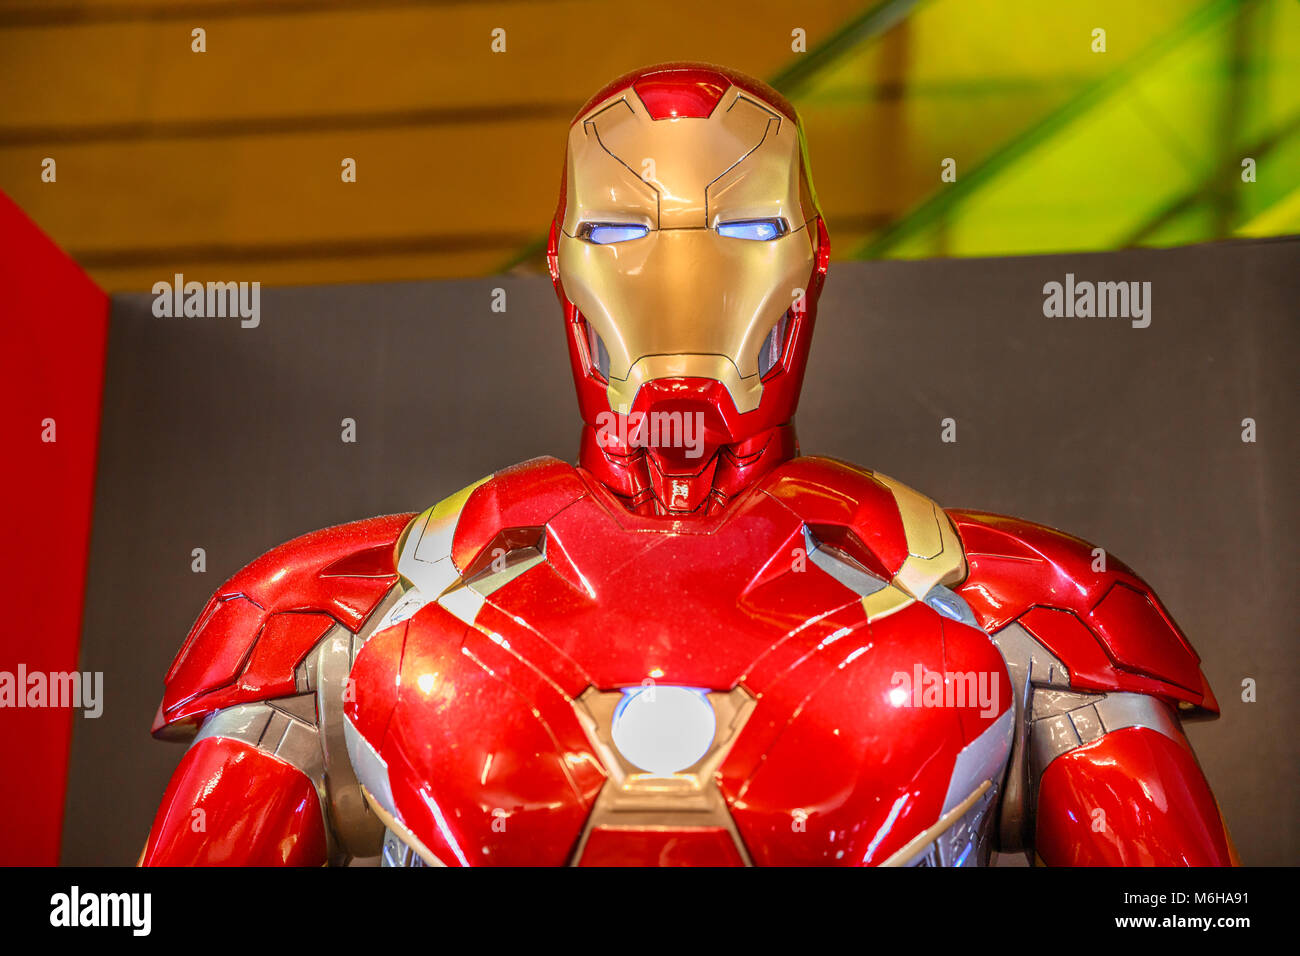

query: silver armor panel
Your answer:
[989,619,1191,860]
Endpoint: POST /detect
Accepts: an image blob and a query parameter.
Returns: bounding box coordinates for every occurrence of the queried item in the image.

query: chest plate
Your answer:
[344,458,1013,866]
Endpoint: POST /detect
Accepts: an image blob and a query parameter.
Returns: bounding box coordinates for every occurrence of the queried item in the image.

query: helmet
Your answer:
[548,63,830,514]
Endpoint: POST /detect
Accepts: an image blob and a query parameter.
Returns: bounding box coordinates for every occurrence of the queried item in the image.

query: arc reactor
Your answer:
[610,685,717,775]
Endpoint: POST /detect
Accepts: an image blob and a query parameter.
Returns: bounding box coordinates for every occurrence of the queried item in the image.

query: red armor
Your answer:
[143,63,1234,867]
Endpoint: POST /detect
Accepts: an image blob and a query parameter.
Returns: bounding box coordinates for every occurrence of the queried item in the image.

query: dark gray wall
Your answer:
[66,237,1299,865]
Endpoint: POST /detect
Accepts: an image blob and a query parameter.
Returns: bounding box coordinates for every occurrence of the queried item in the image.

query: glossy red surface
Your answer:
[728,600,1009,866]
[240,612,336,697]
[633,70,729,120]
[949,509,1215,713]
[155,513,412,736]
[141,736,327,866]
[1018,606,1210,708]
[764,456,909,576]
[579,827,743,866]
[383,609,602,867]
[350,456,1011,866]
[450,456,587,572]
[1035,726,1233,866]
[579,417,799,516]
[0,191,109,865]
[571,62,799,126]
[152,449,1234,866]
[1090,581,1203,690]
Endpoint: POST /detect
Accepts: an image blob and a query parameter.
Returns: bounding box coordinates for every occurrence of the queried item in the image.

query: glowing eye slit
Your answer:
[716,218,789,241]
[578,222,649,245]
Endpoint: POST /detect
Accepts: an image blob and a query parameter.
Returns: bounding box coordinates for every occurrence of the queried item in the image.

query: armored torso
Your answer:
[343,456,1014,866]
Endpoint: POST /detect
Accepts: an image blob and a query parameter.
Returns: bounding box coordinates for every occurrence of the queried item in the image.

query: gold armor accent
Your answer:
[360,785,447,867]
[377,474,498,633]
[863,472,969,623]
[557,85,817,414]
[879,780,993,867]
[395,474,491,590]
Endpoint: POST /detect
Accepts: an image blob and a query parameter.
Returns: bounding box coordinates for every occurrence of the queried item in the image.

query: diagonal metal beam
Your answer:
[1123,108,1300,246]
[768,0,919,97]
[852,0,1247,259]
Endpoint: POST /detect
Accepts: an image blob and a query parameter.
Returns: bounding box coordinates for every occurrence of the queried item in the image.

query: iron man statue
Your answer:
[143,63,1236,867]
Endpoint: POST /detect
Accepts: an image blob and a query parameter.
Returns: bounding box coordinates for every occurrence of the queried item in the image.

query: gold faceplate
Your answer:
[557,85,816,414]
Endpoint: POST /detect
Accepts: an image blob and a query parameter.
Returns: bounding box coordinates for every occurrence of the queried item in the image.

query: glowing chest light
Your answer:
[609,685,717,775]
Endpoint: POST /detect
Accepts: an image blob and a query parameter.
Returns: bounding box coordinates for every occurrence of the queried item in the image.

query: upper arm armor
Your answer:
[154,513,414,740]
[945,509,1216,714]
[945,510,1229,860]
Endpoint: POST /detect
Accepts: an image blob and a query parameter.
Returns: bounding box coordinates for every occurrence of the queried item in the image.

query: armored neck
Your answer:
[578,422,797,517]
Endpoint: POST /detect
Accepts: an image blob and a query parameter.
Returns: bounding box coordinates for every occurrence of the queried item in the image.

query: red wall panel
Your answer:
[0,190,108,865]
